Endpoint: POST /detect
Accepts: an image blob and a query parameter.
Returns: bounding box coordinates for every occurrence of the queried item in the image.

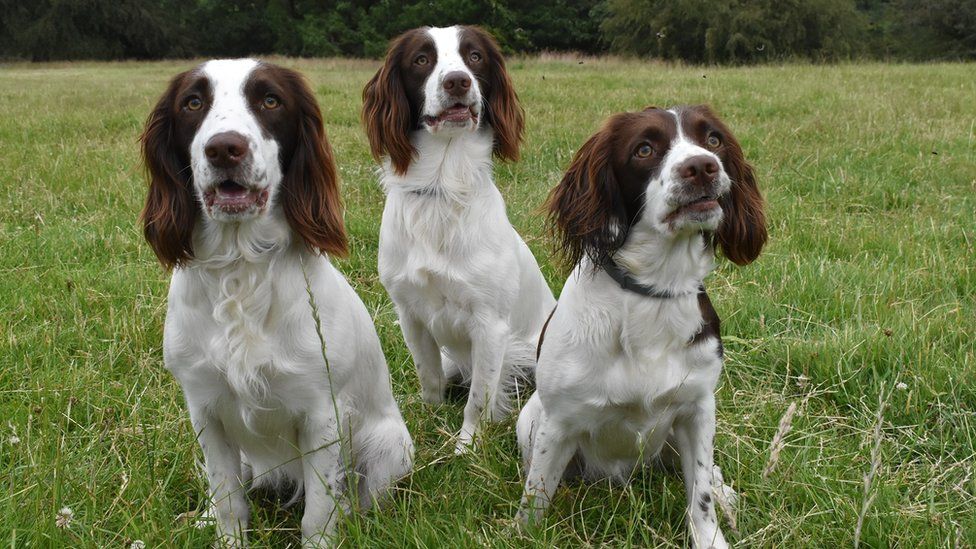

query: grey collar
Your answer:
[602,259,704,298]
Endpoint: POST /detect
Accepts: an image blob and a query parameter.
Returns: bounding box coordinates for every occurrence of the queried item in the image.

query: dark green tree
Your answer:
[890,0,976,59]
[601,0,866,63]
[0,0,192,60]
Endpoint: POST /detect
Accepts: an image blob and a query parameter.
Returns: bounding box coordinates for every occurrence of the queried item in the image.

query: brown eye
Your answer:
[469,51,482,62]
[707,134,722,148]
[415,54,429,66]
[262,95,281,109]
[635,143,653,158]
[185,97,203,111]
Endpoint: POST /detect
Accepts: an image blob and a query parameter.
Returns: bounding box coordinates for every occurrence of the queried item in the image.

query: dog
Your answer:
[141,59,413,546]
[516,105,767,548]
[362,26,555,452]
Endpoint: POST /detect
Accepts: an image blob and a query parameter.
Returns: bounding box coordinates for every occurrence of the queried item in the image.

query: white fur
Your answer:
[376,27,555,452]
[191,59,283,223]
[422,26,484,127]
[161,59,413,547]
[516,110,736,548]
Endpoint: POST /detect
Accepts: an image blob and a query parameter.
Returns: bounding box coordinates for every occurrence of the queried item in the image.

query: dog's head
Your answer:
[140,59,347,268]
[362,25,524,174]
[548,105,767,267]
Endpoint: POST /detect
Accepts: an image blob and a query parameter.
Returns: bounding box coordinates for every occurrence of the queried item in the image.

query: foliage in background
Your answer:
[601,0,867,62]
[0,0,193,61]
[888,0,976,60]
[1,0,972,62]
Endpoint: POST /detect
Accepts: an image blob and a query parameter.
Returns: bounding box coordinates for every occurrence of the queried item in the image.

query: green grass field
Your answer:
[1,57,974,547]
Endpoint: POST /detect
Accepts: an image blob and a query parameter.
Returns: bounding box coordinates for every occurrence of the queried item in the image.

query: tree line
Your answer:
[1,0,973,63]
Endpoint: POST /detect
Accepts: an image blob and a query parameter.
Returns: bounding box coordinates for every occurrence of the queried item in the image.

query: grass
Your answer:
[1,56,974,547]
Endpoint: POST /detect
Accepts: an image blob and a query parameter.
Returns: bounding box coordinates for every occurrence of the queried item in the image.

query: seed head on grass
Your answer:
[854,388,890,549]
[711,465,740,536]
[763,402,798,479]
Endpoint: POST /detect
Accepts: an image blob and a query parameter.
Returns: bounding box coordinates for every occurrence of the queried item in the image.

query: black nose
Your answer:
[442,71,472,97]
[678,155,719,186]
[204,132,250,169]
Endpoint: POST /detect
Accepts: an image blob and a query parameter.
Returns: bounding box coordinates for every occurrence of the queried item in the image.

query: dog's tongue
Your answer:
[213,181,259,212]
[439,105,471,122]
[217,180,248,198]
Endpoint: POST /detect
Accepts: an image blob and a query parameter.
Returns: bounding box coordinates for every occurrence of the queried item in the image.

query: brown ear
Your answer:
[546,127,627,269]
[362,35,415,176]
[279,69,348,258]
[140,71,197,270]
[710,110,767,265]
[475,26,524,162]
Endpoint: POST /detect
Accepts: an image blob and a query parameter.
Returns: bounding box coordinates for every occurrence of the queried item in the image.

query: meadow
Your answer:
[0,57,973,547]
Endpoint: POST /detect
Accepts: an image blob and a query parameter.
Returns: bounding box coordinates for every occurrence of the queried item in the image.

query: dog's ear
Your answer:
[546,126,628,269]
[279,68,348,258]
[362,33,415,176]
[695,105,767,265]
[141,71,198,269]
[470,26,524,162]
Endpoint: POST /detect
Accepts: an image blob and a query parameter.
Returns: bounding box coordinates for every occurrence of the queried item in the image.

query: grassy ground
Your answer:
[1,56,974,547]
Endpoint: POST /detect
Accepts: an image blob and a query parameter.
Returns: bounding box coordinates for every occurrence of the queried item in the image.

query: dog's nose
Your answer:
[678,155,719,186]
[442,71,472,97]
[205,132,250,169]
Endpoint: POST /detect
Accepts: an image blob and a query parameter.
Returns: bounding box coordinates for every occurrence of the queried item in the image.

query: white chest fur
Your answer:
[538,275,724,468]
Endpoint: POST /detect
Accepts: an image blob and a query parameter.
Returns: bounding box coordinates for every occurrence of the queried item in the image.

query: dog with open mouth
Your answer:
[362,26,556,452]
[516,105,767,549]
[141,59,413,547]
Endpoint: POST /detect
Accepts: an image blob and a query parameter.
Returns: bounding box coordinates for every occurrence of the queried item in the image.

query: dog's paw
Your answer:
[422,387,445,406]
[454,433,475,455]
[514,505,543,533]
[213,532,247,549]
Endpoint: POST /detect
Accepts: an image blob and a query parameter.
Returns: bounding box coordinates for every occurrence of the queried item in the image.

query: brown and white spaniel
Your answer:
[141,59,413,547]
[516,106,766,549]
[361,26,555,453]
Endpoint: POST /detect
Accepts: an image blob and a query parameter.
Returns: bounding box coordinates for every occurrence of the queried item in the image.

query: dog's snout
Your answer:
[205,131,250,169]
[678,155,719,186]
[442,71,472,97]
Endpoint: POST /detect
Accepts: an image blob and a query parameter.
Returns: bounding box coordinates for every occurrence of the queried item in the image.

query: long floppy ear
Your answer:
[709,108,767,265]
[546,127,627,269]
[362,35,414,175]
[279,69,348,258]
[140,71,197,270]
[475,26,524,162]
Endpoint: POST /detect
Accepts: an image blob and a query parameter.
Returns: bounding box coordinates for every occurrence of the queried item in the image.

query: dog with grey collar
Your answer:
[516,106,766,548]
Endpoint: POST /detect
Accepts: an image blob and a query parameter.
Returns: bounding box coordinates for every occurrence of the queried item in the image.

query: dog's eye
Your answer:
[706,133,722,148]
[185,96,203,111]
[414,54,429,66]
[262,95,281,110]
[469,51,482,63]
[635,143,654,158]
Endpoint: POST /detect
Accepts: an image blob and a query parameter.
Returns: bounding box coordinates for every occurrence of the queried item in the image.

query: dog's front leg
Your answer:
[673,396,728,549]
[189,406,249,548]
[516,412,575,527]
[299,409,345,548]
[456,320,507,452]
[400,314,445,404]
